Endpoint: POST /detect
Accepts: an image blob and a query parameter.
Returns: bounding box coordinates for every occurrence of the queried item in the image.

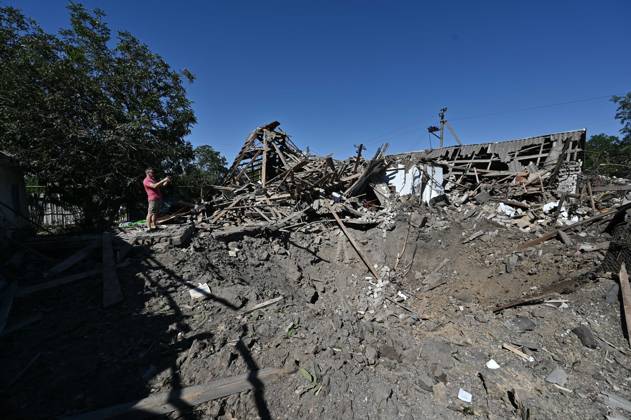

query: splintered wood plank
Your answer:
[66,367,293,420]
[587,181,597,211]
[102,232,123,308]
[619,263,631,348]
[329,206,380,280]
[211,197,242,224]
[17,269,101,297]
[46,241,99,277]
[261,135,268,187]
[270,140,290,168]
[518,202,631,249]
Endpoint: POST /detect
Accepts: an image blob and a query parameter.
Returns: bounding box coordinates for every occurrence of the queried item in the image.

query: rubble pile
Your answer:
[207,122,389,235]
[4,123,631,419]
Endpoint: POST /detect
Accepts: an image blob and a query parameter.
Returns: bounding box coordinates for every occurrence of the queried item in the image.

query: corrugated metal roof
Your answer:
[389,129,586,159]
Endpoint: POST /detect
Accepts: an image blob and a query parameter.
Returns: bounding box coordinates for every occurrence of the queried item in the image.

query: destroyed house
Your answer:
[388,129,586,200]
[224,121,307,187]
[0,151,28,246]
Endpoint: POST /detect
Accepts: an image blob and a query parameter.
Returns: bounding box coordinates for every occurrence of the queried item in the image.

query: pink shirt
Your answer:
[143,176,162,201]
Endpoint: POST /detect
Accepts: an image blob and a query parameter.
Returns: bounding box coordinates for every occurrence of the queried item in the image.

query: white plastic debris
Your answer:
[397,291,409,301]
[543,201,560,214]
[458,388,472,403]
[497,203,517,217]
[189,283,211,300]
[486,359,500,370]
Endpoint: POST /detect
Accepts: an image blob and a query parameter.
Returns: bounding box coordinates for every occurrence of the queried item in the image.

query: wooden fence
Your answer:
[26,187,83,227]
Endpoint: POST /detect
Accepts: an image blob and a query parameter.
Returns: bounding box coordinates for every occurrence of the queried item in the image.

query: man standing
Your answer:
[143,168,170,231]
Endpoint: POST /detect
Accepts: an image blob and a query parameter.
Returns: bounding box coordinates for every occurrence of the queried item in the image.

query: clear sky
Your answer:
[6,0,631,162]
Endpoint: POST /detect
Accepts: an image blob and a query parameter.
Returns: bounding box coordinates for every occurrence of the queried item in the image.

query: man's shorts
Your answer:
[148,199,161,215]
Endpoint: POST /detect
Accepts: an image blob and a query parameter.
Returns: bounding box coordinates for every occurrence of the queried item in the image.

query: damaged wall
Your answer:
[387,129,586,198]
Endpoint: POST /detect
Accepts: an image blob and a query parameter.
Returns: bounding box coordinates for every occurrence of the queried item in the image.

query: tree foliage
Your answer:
[613,92,631,143]
[188,145,227,185]
[584,93,631,178]
[178,145,227,201]
[0,3,196,227]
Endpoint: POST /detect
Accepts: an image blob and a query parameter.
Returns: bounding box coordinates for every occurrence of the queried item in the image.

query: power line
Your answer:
[450,94,615,122]
[362,93,619,145]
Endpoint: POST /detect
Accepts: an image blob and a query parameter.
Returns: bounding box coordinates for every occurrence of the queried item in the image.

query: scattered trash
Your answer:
[458,388,472,403]
[502,343,535,363]
[545,366,568,386]
[188,283,211,299]
[485,359,500,370]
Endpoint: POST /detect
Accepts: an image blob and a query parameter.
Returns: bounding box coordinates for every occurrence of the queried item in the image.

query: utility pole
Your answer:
[427,107,462,148]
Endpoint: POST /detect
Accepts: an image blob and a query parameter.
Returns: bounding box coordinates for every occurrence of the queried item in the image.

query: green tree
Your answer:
[585,133,620,176]
[613,92,631,142]
[179,145,227,201]
[0,4,196,227]
[583,93,631,178]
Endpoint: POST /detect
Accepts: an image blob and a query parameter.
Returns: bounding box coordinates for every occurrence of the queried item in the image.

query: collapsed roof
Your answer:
[389,129,586,201]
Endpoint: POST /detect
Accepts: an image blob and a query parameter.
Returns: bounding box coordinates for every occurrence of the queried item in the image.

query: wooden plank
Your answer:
[251,207,271,222]
[591,184,631,192]
[600,391,631,413]
[0,312,42,337]
[619,263,631,348]
[518,202,631,249]
[210,197,242,224]
[65,367,293,420]
[0,276,16,334]
[329,206,380,280]
[17,269,101,297]
[270,140,290,169]
[352,144,364,173]
[241,296,284,314]
[557,230,574,246]
[462,230,484,244]
[102,233,123,308]
[587,181,596,211]
[46,241,99,277]
[261,136,268,188]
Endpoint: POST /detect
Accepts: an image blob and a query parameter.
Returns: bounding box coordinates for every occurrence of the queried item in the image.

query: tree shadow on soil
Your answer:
[0,243,269,419]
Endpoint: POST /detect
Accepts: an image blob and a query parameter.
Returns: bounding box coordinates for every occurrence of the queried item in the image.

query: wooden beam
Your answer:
[619,263,631,348]
[16,264,121,297]
[65,367,294,420]
[102,232,123,308]
[518,202,631,249]
[241,296,284,314]
[352,144,364,173]
[46,241,99,277]
[261,135,268,188]
[210,197,242,224]
[329,206,380,279]
[592,184,631,192]
[587,181,596,211]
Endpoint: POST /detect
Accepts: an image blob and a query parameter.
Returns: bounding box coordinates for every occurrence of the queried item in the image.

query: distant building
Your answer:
[0,151,28,247]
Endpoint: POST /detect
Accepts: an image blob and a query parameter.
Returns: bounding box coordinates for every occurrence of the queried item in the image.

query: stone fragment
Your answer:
[432,382,448,406]
[365,345,378,365]
[509,316,536,332]
[606,283,620,304]
[416,372,436,392]
[545,366,568,386]
[505,254,519,273]
[571,325,599,349]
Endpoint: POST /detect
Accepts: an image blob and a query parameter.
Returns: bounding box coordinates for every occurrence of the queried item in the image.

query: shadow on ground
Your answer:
[0,242,271,419]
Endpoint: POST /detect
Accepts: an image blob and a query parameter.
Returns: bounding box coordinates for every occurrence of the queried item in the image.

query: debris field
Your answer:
[3,122,631,419]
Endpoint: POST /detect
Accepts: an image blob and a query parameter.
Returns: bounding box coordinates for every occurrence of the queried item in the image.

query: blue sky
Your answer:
[6,0,631,162]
